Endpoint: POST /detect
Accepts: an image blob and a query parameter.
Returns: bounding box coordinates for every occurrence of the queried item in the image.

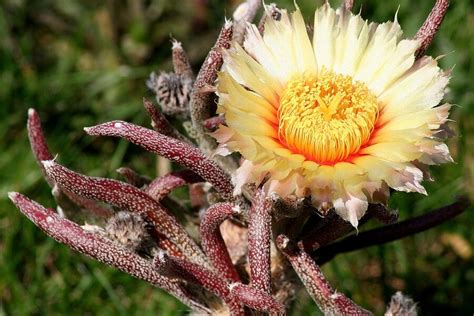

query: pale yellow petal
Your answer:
[378,56,449,123]
[360,142,421,162]
[291,7,317,73]
[418,140,453,165]
[332,8,372,76]
[367,39,419,95]
[354,19,403,87]
[225,111,277,138]
[219,72,278,123]
[354,156,426,194]
[223,45,282,104]
[313,4,337,69]
[244,24,283,82]
[333,189,369,228]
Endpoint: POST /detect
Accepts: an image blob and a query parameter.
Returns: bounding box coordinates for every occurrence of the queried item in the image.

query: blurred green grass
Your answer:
[1,0,473,315]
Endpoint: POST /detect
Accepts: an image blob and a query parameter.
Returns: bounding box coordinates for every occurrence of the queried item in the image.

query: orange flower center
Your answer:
[277,70,379,164]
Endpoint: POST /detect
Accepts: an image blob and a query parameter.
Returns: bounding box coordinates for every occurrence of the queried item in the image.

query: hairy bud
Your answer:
[147,72,193,119]
[105,211,156,258]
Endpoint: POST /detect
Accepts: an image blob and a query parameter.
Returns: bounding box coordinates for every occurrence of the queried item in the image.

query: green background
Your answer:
[1,0,473,315]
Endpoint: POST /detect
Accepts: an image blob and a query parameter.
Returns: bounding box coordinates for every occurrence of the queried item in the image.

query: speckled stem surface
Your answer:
[146,170,203,201]
[84,121,234,200]
[42,160,210,268]
[414,0,449,59]
[9,192,210,314]
[200,203,241,282]
[248,189,272,294]
[277,235,372,316]
[155,252,244,316]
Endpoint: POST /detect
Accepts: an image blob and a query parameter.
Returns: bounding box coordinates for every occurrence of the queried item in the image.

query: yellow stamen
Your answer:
[277,69,379,164]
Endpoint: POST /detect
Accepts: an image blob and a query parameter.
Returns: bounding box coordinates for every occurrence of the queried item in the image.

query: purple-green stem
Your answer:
[248,189,272,293]
[41,160,209,267]
[200,203,242,283]
[277,235,373,316]
[415,0,450,59]
[8,192,210,314]
[154,251,245,316]
[84,121,234,200]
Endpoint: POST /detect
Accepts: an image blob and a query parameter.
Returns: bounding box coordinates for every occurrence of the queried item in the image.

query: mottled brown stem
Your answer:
[200,203,241,283]
[248,189,272,293]
[299,213,354,253]
[52,185,113,219]
[229,283,285,315]
[116,167,151,187]
[9,192,210,314]
[154,252,244,316]
[84,121,234,200]
[171,39,193,79]
[145,170,203,201]
[299,206,375,253]
[270,194,312,221]
[203,115,225,131]
[277,235,373,316]
[414,0,449,59]
[27,108,112,218]
[316,197,469,265]
[143,98,190,143]
[27,109,54,172]
[190,21,232,154]
[344,0,354,11]
[189,183,208,209]
[41,160,211,269]
[232,0,262,44]
[367,204,398,224]
[258,4,282,34]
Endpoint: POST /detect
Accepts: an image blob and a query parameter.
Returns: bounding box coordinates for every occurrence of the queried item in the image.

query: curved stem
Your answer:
[277,235,372,316]
[200,203,242,283]
[414,0,450,59]
[316,197,469,265]
[248,189,272,294]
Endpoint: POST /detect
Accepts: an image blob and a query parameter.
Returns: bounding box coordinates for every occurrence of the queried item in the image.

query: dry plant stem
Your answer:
[270,194,312,223]
[41,160,211,268]
[233,0,262,44]
[143,98,190,143]
[8,192,210,314]
[344,0,354,11]
[171,40,194,79]
[277,235,373,316]
[414,0,449,59]
[155,252,244,316]
[248,189,272,293]
[46,161,184,257]
[316,197,469,265]
[299,205,377,253]
[116,167,151,187]
[367,204,398,224]
[84,121,234,200]
[258,4,282,34]
[27,109,54,176]
[299,213,355,253]
[28,108,112,218]
[200,203,241,283]
[229,283,286,315]
[203,115,225,131]
[145,170,203,201]
[189,21,232,154]
[52,185,113,219]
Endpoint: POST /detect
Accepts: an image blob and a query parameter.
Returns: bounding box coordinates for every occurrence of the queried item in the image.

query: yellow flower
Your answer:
[213,4,452,227]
